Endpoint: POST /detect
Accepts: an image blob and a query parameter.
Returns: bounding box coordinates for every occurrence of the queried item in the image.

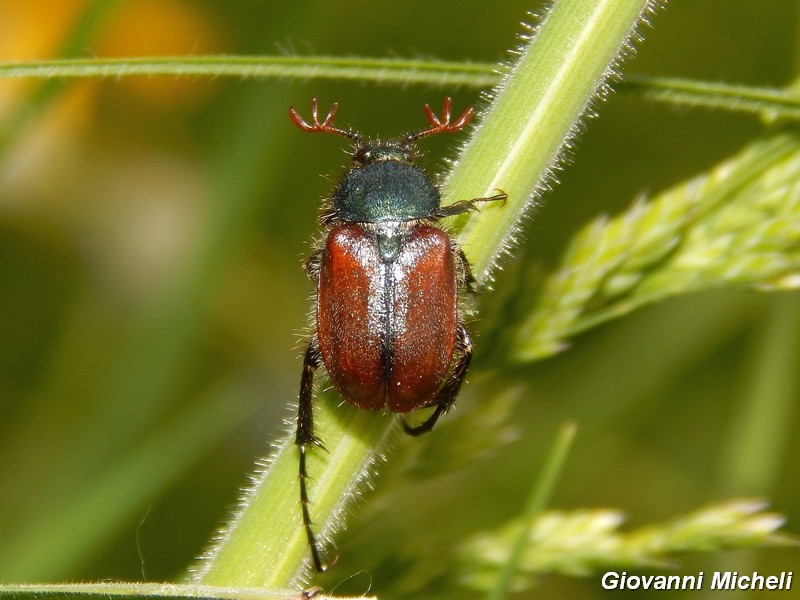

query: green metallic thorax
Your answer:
[332,144,440,223]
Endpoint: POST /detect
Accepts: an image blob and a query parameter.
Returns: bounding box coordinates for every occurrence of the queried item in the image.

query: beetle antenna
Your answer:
[289,98,362,143]
[402,97,474,147]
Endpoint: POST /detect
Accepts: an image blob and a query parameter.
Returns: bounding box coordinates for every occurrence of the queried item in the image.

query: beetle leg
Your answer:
[304,249,322,280]
[401,403,446,437]
[453,245,479,294]
[296,338,332,572]
[301,587,324,599]
[402,323,473,437]
[436,191,507,218]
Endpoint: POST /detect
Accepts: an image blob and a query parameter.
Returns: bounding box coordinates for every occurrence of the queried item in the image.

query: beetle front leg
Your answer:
[402,323,473,437]
[436,191,507,218]
[296,338,332,572]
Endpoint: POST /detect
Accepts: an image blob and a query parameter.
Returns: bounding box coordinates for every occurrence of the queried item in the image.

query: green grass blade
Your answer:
[192,404,392,588]
[4,57,800,122]
[719,292,800,494]
[0,55,497,88]
[0,582,372,600]
[487,423,576,600]
[619,75,800,120]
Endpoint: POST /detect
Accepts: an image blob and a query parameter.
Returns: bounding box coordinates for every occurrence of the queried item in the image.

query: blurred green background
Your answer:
[0,0,797,598]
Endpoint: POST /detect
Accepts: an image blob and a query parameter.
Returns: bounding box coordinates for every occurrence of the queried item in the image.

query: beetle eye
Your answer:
[354,148,371,164]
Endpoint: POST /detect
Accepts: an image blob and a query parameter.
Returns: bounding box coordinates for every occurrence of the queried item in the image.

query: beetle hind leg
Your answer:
[402,323,473,437]
[296,338,334,572]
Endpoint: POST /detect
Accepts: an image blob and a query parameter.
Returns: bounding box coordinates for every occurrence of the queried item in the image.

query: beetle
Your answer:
[289,97,505,572]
